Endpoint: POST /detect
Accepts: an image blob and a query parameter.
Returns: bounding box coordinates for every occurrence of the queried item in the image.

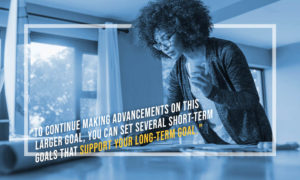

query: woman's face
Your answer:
[154,29,184,60]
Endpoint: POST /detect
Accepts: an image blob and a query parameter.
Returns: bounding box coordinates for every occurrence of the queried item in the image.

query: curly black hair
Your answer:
[136,0,212,59]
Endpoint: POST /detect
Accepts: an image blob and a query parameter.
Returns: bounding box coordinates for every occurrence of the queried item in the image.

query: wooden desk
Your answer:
[0,150,299,180]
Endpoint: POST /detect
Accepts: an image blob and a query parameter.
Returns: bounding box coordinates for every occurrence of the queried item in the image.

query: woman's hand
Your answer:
[189,65,213,97]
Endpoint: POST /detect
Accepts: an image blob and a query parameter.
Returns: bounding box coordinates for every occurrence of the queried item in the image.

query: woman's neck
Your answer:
[183,45,206,62]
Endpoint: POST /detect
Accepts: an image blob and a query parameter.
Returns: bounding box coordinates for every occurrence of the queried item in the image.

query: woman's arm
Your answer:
[206,42,260,110]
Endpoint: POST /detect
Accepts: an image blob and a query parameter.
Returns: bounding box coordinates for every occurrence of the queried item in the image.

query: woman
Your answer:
[135,0,272,144]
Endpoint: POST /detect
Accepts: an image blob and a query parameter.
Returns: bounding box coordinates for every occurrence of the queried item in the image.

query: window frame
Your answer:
[249,67,267,110]
[26,31,98,135]
[0,27,6,68]
[0,27,9,141]
[0,28,8,119]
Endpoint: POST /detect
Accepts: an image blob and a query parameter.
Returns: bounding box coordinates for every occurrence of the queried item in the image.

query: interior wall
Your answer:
[118,31,164,111]
[275,43,300,143]
[238,43,272,68]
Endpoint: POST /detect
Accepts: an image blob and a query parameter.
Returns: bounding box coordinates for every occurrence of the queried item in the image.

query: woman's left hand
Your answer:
[189,66,213,97]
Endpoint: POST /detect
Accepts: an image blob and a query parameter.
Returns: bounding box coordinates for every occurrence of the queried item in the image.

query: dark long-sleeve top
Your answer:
[164,37,272,144]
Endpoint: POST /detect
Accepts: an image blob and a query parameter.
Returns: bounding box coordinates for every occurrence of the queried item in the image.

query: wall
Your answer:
[276,43,300,143]
[238,43,271,68]
[118,31,164,111]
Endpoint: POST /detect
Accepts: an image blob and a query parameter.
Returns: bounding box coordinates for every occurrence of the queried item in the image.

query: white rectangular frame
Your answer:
[24,24,276,156]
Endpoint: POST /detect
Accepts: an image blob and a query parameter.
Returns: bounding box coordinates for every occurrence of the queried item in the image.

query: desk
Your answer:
[0,150,299,180]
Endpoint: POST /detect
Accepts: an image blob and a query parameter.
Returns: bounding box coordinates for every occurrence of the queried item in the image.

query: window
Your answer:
[0,28,4,68]
[0,28,6,99]
[0,27,9,140]
[26,32,98,136]
[29,42,76,135]
[80,54,98,119]
[250,68,265,107]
